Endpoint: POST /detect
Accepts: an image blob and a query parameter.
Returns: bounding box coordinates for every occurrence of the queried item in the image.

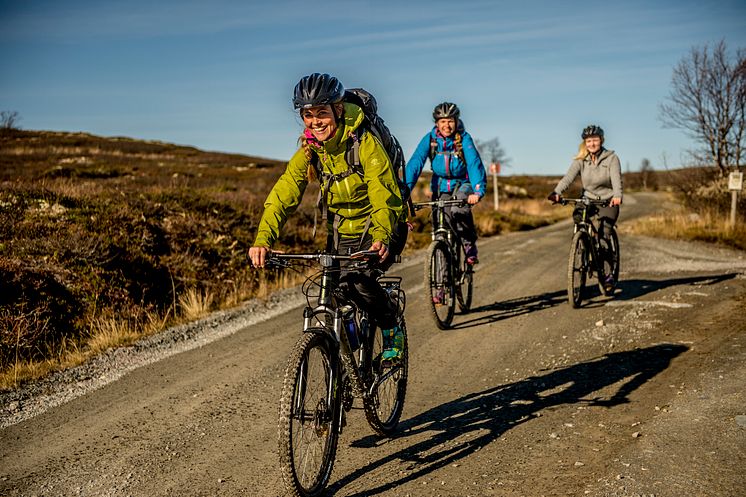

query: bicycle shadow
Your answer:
[330,343,687,496]
[579,272,737,308]
[448,289,567,329]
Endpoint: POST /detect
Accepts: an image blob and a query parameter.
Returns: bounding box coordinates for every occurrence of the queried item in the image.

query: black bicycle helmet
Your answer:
[433,102,460,121]
[581,124,604,139]
[292,73,345,110]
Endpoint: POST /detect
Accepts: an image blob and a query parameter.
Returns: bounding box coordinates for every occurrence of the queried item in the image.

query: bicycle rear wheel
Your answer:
[456,266,473,312]
[363,321,408,436]
[598,228,620,296]
[425,240,456,329]
[567,231,588,308]
[278,330,340,497]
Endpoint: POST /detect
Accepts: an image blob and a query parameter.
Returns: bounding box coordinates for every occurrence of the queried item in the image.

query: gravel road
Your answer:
[1,192,745,497]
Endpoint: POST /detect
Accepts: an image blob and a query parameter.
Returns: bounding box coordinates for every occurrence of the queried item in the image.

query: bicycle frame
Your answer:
[269,251,401,400]
[563,197,611,277]
[414,198,467,270]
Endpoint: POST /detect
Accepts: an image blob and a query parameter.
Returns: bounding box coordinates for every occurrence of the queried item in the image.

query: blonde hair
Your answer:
[574,141,588,160]
[454,132,465,163]
[298,133,317,181]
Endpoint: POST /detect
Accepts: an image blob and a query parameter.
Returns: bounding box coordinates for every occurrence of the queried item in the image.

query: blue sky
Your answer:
[2,0,745,175]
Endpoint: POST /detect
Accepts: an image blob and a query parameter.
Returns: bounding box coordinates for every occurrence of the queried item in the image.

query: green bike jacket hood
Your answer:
[253,102,404,248]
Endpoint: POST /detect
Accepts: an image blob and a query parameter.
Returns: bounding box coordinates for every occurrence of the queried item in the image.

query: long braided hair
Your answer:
[453,132,465,163]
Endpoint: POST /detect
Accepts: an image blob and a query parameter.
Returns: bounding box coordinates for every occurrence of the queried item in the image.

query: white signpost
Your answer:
[728,171,743,227]
[490,162,500,211]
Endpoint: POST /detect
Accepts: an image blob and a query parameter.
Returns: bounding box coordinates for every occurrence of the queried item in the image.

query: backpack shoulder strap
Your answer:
[429,136,438,162]
[344,126,366,176]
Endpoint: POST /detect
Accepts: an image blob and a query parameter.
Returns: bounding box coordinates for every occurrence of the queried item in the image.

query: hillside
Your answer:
[0,130,318,384]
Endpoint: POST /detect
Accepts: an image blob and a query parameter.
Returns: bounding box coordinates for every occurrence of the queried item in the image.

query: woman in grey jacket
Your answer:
[548,125,623,286]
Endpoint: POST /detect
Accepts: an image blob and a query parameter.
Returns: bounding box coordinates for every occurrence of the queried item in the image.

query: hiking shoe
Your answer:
[432,288,446,305]
[603,275,615,292]
[465,243,478,265]
[381,325,403,363]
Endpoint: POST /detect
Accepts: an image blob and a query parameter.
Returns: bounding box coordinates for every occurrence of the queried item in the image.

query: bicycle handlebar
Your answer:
[558,197,610,207]
[412,199,467,211]
[263,250,399,269]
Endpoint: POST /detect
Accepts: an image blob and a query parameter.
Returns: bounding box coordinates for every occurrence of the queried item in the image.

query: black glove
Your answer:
[547,192,561,203]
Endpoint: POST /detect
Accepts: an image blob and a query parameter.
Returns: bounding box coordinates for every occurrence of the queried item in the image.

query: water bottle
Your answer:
[345,317,360,351]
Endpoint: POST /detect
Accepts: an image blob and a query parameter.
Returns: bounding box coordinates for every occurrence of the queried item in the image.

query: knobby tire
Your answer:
[598,228,620,296]
[278,330,341,497]
[426,240,455,329]
[362,321,408,436]
[568,231,588,308]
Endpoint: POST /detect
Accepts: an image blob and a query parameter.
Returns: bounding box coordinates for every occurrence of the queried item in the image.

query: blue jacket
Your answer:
[405,124,487,198]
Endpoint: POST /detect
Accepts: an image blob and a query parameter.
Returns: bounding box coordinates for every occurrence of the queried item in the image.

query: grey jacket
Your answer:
[554,148,623,201]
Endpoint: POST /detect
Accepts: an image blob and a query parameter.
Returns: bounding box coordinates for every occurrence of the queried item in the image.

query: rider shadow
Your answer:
[448,289,567,329]
[331,343,687,497]
[613,273,737,301]
[563,273,737,310]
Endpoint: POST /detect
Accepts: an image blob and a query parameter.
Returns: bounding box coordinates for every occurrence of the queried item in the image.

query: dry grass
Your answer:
[620,207,746,251]
[179,288,215,321]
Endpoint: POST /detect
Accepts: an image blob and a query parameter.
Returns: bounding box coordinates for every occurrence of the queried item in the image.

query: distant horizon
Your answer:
[2,0,745,175]
[10,126,693,178]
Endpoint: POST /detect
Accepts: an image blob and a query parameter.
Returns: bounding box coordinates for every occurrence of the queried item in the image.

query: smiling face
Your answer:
[301,105,339,142]
[584,136,602,155]
[436,117,456,138]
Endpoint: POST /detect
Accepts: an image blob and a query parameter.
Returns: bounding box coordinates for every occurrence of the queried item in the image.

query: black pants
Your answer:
[436,190,477,244]
[331,222,408,330]
[574,204,619,268]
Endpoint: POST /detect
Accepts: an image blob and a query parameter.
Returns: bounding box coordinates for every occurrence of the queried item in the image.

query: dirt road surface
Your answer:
[2,192,745,497]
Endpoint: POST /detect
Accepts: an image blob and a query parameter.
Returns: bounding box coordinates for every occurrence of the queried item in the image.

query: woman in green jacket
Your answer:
[249,73,406,362]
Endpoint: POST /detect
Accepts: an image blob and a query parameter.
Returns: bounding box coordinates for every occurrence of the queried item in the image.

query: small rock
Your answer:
[595,320,605,327]
[8,401,19,412]
[218,478,224,483]
[735,415,746,428]
[574,461,584,467]
[632,432,641,438]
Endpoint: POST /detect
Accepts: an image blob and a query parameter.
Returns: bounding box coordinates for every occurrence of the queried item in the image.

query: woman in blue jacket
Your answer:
[406,102,487,267]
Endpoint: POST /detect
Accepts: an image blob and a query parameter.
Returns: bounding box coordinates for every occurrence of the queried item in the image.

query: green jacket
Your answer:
[253,103,404,248]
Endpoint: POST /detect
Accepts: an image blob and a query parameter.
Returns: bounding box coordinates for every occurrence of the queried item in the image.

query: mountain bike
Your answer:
[413,199,474,329]
[266,250,408,497]
[559,198,620,308]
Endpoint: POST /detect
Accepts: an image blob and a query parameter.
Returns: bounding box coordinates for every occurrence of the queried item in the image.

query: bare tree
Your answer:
[659,40,746,175]
[640,158,656,190]
[474,137,510,168]
[0,111,21,130]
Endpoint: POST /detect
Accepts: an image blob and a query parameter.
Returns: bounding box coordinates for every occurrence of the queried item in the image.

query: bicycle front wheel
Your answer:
[363,321,408,436]
[425,240,456,329]
[278,330,341,497]
[567,231,588,308]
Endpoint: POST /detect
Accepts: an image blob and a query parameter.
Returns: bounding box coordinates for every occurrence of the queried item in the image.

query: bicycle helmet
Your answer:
[581,124,604,139]
[292,73,345,110]
[433,102,460,121]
